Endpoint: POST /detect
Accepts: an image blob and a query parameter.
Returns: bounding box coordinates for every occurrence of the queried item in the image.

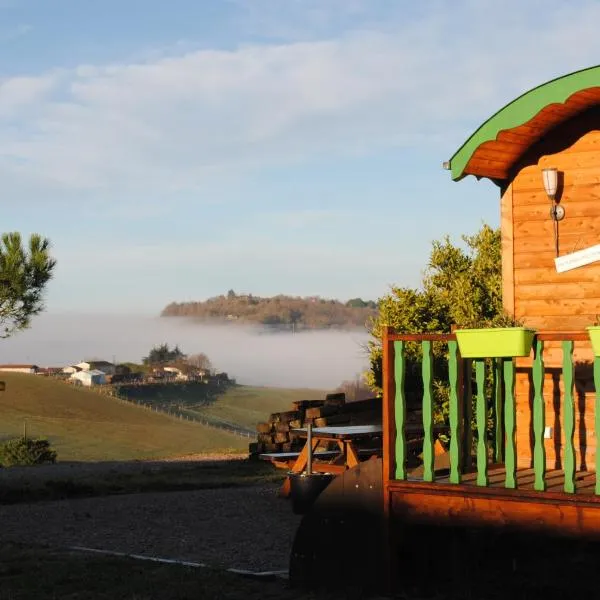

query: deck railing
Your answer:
[382,328,598,495]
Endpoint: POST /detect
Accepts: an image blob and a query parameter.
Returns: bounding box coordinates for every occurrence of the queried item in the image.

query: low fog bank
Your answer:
[0,313,371,389]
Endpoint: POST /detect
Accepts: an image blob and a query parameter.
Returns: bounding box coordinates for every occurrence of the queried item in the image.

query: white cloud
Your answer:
[2,1,600,199]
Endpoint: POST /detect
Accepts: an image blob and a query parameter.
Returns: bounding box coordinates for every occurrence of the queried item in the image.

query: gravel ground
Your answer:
[0,484,302,572]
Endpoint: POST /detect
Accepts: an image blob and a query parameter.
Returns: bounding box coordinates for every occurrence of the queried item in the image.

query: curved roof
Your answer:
[448,65,600,183]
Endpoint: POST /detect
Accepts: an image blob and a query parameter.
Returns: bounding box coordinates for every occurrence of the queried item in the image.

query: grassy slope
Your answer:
[0,374,248,461]
[190,385,327,429]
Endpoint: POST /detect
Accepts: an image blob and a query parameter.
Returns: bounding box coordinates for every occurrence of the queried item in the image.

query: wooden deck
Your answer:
[407,464,598,495]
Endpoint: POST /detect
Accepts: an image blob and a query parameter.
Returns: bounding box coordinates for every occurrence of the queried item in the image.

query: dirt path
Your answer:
[0,484,301,572]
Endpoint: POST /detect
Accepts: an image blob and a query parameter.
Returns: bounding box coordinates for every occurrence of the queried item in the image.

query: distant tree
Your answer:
[0,232,56,338]
[335,375,373,402]
[366,224,503,391]
[227,289,236,300]
[346,298,367,308]
[142,343,186,365]
[185,352,212,371]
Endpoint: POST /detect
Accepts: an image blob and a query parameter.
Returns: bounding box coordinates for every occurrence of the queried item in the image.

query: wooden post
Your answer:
[306,423,313,475]
[475,359,488,487]
[563,341,575,494]
[594,357,600,495]
[394,341,407,480]
[503,358,517,489]
[382,327,396,485]
[422,340,434,482]
[448,340,462,484]
[463,359,473,469]
[494,358,504,463]
[532,339,546,492]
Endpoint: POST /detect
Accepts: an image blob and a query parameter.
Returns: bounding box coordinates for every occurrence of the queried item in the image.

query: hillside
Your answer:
[0,374,248,461]
[114,382,327,433]
[161,293,377,330]
[188,385,327,431]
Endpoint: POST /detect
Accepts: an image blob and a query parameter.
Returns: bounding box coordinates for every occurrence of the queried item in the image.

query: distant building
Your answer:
[70,369,107,386]
[75,361,116,376]
[0,364,38,374]
[62,366,82,374]
[36,367,63,376]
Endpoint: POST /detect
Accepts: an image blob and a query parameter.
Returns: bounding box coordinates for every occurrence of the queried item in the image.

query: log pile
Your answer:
[248,392,383,458]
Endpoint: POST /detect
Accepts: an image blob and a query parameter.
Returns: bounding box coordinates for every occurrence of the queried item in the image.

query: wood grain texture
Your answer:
[510,129,600,334]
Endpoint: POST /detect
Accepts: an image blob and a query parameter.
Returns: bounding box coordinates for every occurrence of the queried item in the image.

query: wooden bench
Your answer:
[259,450,340,469]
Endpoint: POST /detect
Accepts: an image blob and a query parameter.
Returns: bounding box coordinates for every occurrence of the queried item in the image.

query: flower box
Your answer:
[586,326,600,356]
[455,327,536,358]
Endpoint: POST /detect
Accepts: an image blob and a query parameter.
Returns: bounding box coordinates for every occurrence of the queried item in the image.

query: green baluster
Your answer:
[532,339,546,492]
[463,359,473,469]
[422,340,434,482]
[494,358,504,463]
[503,358,517,489]
[475,359,488,486]
[394,341,407,480]
[594,357,600,495]
[563,341,575,494]
[448,341,462,484]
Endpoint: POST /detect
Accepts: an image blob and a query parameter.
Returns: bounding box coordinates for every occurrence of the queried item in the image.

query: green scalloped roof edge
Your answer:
[449,65,600,182]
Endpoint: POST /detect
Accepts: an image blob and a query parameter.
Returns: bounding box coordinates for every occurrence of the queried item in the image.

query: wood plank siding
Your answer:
[508,123,600,470]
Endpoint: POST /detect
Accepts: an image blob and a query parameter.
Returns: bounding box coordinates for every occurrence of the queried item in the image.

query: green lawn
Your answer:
[0,373,248,461]
[189,385,327,430]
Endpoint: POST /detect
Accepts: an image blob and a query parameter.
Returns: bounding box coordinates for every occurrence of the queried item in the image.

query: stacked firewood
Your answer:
[248,393,382,458]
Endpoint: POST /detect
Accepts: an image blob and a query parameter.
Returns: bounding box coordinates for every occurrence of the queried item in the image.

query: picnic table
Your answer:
[260,425,383,498]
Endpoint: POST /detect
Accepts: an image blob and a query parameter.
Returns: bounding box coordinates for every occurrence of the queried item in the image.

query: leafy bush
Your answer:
[0,437,57,467]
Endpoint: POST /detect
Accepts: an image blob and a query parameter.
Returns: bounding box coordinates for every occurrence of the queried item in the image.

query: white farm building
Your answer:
[70,369,107,387]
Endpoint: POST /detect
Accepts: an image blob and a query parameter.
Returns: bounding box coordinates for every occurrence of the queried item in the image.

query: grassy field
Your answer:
[0,373,248,461]
[0,543,350,600]
[189,385,327,430]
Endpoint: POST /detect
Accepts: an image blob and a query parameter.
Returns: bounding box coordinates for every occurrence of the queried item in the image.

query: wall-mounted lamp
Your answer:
[542,167,564,257]
[542,167,564,221]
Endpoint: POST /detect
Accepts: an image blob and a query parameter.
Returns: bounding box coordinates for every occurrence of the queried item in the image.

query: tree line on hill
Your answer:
[161,291,377,330]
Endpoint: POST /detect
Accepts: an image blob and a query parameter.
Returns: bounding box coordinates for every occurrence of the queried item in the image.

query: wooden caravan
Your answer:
[290,66,600,596]
[382,65,600,592]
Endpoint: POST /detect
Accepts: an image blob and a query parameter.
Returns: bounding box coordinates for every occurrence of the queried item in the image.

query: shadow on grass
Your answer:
[0,542,348,600]
[0,458,287,505]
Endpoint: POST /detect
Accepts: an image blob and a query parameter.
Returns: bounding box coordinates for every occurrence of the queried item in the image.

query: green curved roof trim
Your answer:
[449,65,600,181]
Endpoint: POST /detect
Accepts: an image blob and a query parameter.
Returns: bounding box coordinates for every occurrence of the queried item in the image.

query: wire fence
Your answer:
[63,380,255,439]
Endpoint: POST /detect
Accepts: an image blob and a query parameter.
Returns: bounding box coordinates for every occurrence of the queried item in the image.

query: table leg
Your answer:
[280,438,320,498]
[345,441,360,468]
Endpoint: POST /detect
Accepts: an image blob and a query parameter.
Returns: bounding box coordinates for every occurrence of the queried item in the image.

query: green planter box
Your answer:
[587,326,600,356]
[455,327,536,358]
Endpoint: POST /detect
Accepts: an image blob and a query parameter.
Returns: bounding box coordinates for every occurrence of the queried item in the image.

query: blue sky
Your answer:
[2,0,600,314]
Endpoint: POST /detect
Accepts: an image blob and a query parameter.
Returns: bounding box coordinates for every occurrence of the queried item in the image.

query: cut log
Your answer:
[274,432,289,444]
[305,405,338,419]
[257,433,274,444]
[289,419,302,428]
[339,397,381,414]
[320,413,351,425]
[281,442,293,452]
[256,422,272,434]
[292,400,325,410]
[264,442,281,452]
[275,422,290,433]
[324,392,346,407]
[269,410,301,423]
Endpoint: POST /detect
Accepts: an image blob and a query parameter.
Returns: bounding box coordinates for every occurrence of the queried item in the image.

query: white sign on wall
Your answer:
[555,243,600,273]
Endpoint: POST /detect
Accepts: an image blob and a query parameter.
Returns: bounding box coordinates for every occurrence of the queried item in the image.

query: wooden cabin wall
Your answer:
[504,127,600,470]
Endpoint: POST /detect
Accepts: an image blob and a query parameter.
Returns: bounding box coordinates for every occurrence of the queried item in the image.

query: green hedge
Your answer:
[0,437,57,467]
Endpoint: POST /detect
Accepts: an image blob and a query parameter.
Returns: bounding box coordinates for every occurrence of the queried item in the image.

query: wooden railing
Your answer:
[382,328,597,495]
